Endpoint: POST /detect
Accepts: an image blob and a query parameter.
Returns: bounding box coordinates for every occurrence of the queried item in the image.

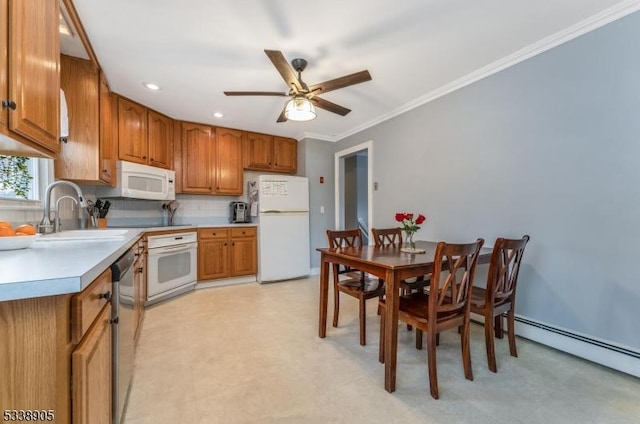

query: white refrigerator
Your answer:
[248,175,310,283]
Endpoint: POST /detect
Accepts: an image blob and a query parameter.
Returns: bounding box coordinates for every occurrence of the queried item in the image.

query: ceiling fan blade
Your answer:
[224,91,287,96]
[309,70,372,95]
[310,96,351,116]
[264,50,302,92]
[276,109,288,123]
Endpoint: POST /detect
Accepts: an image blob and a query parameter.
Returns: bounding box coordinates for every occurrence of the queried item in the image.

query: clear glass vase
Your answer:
[405,231,415,250]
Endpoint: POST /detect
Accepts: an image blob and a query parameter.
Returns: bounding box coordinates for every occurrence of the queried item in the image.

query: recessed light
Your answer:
[213,112,223,118]
[143,82,161,91]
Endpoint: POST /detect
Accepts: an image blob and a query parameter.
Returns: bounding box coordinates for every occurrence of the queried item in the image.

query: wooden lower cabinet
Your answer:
[133,237,146,342]
[230,227,257,276]
[0,269,114,424]
[198,227,257,281]
[72,304,112,424]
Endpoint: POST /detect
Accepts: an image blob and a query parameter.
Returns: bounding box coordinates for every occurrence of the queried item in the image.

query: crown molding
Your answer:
[322,0,640,143]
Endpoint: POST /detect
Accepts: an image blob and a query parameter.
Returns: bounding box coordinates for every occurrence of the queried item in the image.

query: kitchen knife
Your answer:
[100,200,111,218]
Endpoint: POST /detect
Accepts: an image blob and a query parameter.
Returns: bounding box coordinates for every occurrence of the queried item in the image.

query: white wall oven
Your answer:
[146,231,197,305]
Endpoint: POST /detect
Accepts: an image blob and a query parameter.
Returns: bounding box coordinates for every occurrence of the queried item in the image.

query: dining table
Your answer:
[317,240,492,393]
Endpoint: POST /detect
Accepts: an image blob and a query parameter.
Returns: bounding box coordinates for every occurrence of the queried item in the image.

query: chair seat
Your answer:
[400,275,431,292]
[470,286,488,308]
[469,286,512,312]
[337,275,384,297]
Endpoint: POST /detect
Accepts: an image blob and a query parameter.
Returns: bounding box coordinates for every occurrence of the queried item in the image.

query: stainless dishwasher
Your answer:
[111,248,136,424]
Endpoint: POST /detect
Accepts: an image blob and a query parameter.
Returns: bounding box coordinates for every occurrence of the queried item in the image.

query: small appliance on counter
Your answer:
[229,201,251,223]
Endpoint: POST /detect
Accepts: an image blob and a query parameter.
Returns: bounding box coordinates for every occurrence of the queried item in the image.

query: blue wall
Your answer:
[335,11,640,350]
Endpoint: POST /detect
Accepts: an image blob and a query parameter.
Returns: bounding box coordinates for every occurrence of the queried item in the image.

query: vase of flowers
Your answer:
[395,212,426,253]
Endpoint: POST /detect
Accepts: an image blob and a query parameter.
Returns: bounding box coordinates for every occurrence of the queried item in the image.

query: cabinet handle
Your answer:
[224,243,227,246]
[138,267,144,273]
[103,169,108,173]
[150,158,154,161]
[142,156,147,159]
[99,291,112,301]
[1,100,17,110]
[232,242,235,246]
[110,317,119,324]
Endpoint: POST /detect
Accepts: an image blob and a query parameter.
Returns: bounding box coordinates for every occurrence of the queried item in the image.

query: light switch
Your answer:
[320,206,325,214]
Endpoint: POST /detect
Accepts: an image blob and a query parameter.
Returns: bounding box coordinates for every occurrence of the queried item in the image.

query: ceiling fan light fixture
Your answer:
[284,96,316,121]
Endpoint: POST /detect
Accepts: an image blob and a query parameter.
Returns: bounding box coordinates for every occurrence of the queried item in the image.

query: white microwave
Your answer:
[96,161,175,200]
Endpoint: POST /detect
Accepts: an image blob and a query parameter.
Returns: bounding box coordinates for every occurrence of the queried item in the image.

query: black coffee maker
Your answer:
[229,201,251,223]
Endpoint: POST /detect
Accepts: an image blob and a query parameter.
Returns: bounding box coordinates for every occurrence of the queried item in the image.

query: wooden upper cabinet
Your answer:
[0,0,60,157]
[118,97,148,165]
[273,136,297,174]
[177,123,244,196]
[56,55,99,182]
[243,131,297,174]
[99,72,117,185]
[216,127,243,195]
[244,131,273,170]
[55,58,117,186]
[147,110,173,169]
[181,122,214,194]
[0,0,7,131]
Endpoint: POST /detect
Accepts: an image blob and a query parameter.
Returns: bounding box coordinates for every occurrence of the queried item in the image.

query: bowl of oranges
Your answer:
[0,221,40,250]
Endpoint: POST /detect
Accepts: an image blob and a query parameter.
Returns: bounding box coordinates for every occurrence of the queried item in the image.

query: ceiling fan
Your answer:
[224,50,372,122]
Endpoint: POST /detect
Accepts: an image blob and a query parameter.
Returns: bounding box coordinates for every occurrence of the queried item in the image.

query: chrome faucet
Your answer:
[54,196,78,233]
[38,181,91,234]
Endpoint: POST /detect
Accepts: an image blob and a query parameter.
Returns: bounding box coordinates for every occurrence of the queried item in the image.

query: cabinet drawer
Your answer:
[71,268,113,344]
[230,227,256,239]
[199,228,229,240]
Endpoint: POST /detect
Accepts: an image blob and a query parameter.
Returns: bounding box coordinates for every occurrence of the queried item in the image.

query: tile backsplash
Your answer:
[1,170,268,228]
[1,185,247,229]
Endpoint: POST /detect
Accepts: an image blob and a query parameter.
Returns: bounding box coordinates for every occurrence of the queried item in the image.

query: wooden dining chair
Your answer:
[371,227,431,295]
[327,229,385,346]
[470,235,530,372]
[378,238,484,399]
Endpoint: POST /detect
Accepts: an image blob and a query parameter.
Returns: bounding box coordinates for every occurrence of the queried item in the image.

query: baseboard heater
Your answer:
[511,315,640,379]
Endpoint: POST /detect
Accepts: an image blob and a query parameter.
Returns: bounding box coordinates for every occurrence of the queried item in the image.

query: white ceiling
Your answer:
[67,0,638,142]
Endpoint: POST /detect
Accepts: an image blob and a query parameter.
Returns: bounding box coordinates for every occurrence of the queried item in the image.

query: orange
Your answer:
[0,220,12,229]
[0,227,16,237]
[15,224,36,235]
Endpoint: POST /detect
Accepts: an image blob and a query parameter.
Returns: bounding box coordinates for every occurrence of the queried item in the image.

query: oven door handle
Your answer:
[148,243,196,255]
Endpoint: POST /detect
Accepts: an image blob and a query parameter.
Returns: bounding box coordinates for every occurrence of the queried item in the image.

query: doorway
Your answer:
[334,140,373,244]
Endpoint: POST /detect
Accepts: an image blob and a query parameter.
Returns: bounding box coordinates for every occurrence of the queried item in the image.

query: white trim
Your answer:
[196,276,257,289]
[512,315,640,378]
[334,141,374,240]
[302,0,640,143]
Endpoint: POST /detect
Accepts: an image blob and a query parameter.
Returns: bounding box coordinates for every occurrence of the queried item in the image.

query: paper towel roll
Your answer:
[60,88,69,138]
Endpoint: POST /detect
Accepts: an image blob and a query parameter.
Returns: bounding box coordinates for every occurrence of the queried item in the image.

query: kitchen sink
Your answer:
[37,229,130,241]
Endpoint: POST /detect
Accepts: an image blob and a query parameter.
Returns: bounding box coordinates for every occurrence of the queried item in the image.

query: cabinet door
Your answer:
[273,136,297,174]
[118,98,148,164]
[216,127,243,195]
[72,304,112,424]
[6,0,60,153]
[0,0,7,131]
[198,239,229,280]
[99,72,117,186]
[181,123,214,193]
[244,132,273,170]
[148,110,173,170]
[230,236,257,276]
[56,55,100,182]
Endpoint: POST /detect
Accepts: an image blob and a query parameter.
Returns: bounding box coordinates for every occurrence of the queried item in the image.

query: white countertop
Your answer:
[0,229,143,302]
[0,223,258,302]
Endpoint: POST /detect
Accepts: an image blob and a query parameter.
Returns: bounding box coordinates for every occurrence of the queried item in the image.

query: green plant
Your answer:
[0,155,33,199]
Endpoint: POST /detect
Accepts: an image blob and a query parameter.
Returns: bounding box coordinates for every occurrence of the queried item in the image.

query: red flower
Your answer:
[395,211,426,234]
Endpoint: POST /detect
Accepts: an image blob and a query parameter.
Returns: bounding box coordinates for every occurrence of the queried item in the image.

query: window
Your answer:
[0,156,50,202]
